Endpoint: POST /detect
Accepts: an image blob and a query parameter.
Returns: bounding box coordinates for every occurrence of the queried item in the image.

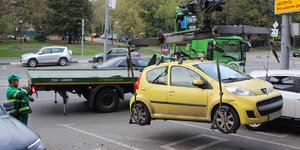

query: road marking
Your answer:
[58,124,142,150]
[170,121,300,150]
[254,131,289,138]
[160,134,227,150]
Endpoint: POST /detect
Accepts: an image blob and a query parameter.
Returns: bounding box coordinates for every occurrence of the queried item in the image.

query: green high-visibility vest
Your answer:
[6,86,32,114]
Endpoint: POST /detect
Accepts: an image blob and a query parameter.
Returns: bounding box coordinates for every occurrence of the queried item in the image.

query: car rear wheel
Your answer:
[94,89,119,112]
[59,58,68,66]
[132,102,151,126]
[213,106,240,133]
[28,59,37,67]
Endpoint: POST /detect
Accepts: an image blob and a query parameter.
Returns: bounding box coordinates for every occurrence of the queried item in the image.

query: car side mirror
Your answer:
[3,101,15,111]
[38,52,43,55]
[193,80,205,87]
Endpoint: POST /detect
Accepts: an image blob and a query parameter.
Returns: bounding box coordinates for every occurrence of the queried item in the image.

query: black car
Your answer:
[93,57,149,69]
[93,48,140,63]
[293,49,300,57]
[0,102,46,150]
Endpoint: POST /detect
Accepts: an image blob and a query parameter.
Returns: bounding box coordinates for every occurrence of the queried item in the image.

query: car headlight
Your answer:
[266,81,273,92]
[28,138,46,150]
[225,86,255,96]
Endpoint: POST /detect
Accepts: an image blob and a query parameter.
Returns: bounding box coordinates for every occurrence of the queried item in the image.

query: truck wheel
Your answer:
[245,123,265,131]
[95,89,119,112]
[214,106,240,134]
[59,58,68,66]
[28,59,37,67]
[132,103,151,125]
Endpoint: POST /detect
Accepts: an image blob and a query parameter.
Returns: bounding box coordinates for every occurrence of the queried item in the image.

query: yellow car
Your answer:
[130,60,283,133]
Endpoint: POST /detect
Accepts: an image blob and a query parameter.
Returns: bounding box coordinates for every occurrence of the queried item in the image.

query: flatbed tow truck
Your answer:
[27,69,142,114]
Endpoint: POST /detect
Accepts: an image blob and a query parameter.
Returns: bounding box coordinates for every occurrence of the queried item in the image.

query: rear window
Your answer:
[146,67,168,85]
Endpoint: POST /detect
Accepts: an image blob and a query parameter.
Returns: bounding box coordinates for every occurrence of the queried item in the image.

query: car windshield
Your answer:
[99,57,124,67]
[34,48,42,54]
[222,40,242,61]
[194,62,251,83]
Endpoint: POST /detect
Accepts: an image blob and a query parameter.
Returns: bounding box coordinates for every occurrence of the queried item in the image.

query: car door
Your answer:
[142,66,169,114]
[50,48,62,62]
[268,76,296,118]
[36,48,52,63]
[295,77,300,118]
[117,49,128,57]
[168,66,208,117]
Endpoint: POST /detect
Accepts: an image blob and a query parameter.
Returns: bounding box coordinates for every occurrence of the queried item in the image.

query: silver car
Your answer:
[93,48,140,63]
[20,46,72,67]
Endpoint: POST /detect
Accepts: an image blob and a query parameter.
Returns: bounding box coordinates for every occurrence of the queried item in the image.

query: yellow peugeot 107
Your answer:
[130,60,283,133]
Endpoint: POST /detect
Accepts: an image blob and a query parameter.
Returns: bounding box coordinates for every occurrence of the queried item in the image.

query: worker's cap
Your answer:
[8,74,21,82]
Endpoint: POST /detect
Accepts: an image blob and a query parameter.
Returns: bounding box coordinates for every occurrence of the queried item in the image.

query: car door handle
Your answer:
[141,88,145,91]
[169,90,174,93]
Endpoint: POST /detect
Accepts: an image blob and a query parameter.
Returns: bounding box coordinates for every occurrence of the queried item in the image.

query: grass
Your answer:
[0,41,105,57]
[250,45,300,52]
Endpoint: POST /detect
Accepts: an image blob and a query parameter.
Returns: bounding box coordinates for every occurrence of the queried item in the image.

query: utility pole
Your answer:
[104,0,110,62]
[82,19,84,57]
[226,0,230,25]
[280,13,290,69]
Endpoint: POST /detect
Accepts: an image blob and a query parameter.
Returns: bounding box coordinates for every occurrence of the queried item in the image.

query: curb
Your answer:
[0,60,95,65]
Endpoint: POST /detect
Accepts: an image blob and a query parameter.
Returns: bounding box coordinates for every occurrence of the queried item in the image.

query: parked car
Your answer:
[93,48,140,63]
[0,102,46,150]
[20,46,72,67]
[293,49,300,57]
[107,34,117,40]
[93,57,149,69]
[245,70,300,130]
[92,33,100,38]
[130,61,282,133]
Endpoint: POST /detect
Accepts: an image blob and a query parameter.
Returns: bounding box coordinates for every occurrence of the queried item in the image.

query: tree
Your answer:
[47,0,93,43]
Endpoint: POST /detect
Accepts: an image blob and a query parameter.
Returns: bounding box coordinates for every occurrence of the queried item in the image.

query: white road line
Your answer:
[59,124,142,150]
[160,134,227,150]
[170,121,300,150]
[254,131,289,138]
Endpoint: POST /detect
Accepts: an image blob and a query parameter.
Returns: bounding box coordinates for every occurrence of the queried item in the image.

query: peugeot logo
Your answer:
[261,88,268,95]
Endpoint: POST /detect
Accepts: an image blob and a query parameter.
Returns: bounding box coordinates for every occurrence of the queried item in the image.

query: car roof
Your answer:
[144,60,215,70]
[250,70,300,78]
[42,46,68,49]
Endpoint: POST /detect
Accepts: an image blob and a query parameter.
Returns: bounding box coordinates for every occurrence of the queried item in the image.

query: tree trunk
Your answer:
[68,34,72,44]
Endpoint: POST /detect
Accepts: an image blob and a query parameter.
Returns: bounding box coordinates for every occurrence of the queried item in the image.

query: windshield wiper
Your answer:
[222,77,250,82]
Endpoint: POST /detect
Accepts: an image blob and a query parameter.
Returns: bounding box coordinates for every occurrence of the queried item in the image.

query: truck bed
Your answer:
[27,69,141,85]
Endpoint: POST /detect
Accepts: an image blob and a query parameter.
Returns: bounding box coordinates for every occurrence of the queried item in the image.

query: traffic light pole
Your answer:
[280,13,290,70]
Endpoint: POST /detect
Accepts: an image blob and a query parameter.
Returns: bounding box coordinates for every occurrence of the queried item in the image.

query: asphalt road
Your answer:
[0,52,300,150]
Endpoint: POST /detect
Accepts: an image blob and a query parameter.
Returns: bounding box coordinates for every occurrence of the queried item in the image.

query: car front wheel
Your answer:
[28,59,37,67]
[97,57,103,63]
[213,106,240,134]
[245,123,265,131]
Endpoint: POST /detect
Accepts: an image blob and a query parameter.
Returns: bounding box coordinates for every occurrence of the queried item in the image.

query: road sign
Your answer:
[271,29,279,37]
[108,0,116,9]
[275,0,300,14]
[273,21,279,29]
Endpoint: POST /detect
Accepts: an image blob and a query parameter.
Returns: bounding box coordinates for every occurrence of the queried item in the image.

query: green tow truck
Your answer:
[27,69,141,114]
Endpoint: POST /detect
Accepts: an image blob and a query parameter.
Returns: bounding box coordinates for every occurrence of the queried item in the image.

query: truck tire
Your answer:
[213,106,240,134]
[28,59,37,67]
[94,89,119,112]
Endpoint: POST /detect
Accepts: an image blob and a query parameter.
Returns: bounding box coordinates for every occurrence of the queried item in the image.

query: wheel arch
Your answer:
[210,103,240,123]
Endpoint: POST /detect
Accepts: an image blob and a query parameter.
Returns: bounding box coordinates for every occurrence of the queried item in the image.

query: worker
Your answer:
[6,74,33,126]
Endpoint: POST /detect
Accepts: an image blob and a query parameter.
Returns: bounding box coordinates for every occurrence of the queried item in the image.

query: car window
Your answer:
[41,48,51,54]
[147,67,168,85]
[265,76,294,92]
[111,49,118,54]
[171,66,201,88]
[52,48,64,53]
[118,49,127,53]
[118,60,127,67]
[133,59,149,67]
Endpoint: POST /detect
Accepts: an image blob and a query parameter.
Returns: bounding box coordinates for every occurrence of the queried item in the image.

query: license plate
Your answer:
[268,111,281,121]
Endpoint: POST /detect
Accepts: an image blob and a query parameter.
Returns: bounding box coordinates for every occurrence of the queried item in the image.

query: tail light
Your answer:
[135,54,140,57]
[135,73,142,90]
[32,86,36,93]
[67,51,71,55]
